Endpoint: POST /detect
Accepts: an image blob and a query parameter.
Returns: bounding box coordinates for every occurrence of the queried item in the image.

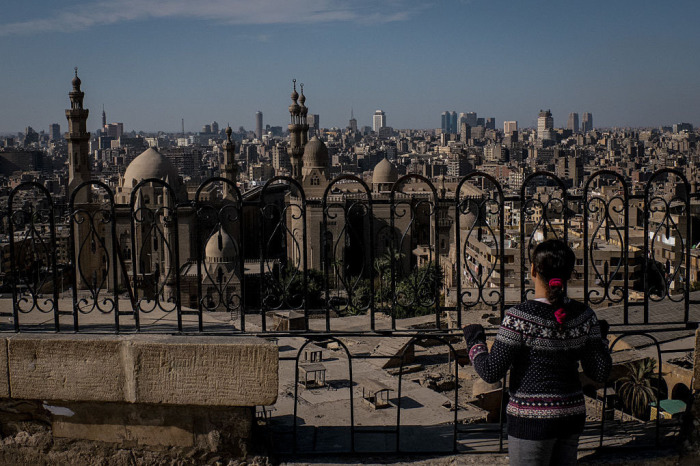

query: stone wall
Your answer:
[0,334,278,457]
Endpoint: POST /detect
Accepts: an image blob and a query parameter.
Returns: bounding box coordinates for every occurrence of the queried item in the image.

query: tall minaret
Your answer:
[66,67,91,203]
[221,125,238,198]
[299,83,309,145]
[288,79,304,182]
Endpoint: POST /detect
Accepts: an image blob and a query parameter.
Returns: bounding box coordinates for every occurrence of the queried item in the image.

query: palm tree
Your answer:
[617,358,658,419]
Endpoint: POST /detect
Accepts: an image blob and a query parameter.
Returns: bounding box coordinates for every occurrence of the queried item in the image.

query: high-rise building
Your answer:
[255,111,263,139]
[101,105,106,128]
[49,123,61,141]
[582,113,593,132]
[104,122,123,139]
[373,110,386,133]
[537,109,554,140]
[466,112,477,127]
[476,118,485,127]
[504,121,518,134]
[485,118,495,130]
[567,113,579,133]
[460,122,471,142]
[450,111,458,134]
[308,114,320,138]
[441,112,449,133]
[211,121,219,135]
[349,109,357,132]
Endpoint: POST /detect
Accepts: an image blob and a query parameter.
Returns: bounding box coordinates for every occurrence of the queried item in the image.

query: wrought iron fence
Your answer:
[0,168,697,455]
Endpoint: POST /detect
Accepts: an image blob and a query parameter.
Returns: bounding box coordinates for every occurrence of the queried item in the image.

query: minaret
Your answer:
[66,67,91,203]
[288,79,304,182]
[299,83,309,144]
[221,125,238,198]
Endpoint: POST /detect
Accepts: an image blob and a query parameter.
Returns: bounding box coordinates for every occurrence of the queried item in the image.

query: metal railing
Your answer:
[0,168,696,456]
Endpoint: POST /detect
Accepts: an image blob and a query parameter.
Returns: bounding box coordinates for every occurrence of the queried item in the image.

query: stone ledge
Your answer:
[2,334,278,406]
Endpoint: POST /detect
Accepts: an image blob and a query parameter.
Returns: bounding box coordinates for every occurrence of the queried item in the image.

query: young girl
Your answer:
[463,239,611,465]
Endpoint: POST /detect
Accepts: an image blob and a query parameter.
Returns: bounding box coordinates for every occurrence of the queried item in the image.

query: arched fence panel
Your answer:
[69,180,120,332]
[583,170,630,321]
[259,176,308,332]
[195,177,244,332]
[8,182,60,332]
[129,177,183,332]
[643,169,691,324]
[390,174,441,330]
[322,175,375,332]
[455,172,506,324]
[519,172,569,301]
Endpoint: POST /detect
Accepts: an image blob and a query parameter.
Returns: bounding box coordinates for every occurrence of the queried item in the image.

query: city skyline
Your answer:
[2,0,700,133]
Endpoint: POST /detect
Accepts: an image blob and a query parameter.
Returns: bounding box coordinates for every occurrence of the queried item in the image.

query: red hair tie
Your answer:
[548,278,563,288]
[554,308,567,324]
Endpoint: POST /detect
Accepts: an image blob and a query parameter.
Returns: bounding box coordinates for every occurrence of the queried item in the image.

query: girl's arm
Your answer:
[463,314,523,383]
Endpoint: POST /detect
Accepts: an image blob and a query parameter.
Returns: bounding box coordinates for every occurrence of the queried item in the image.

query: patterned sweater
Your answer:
[465,299,612,440]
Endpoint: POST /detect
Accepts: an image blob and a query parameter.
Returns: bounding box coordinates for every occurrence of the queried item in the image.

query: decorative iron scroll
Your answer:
[8,182,60,331]
[583,171,629,318]
[643,169,690,323]
[455,172,505,323]
[129,177,182,331]
[322,175,375,331]
[390,174,440,329]
[519,172,568,301]
[259,176,308,331]
[69,181,120,331]
[195,177,244,331]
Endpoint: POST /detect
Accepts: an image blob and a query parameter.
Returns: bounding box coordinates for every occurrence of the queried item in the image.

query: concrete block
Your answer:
[694,329,700,390]
[7,334,126,402]
[0,337,9,398]
[131,336,278,406]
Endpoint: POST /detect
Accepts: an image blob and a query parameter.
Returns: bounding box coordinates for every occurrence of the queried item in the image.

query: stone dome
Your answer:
[205,228,237,263]
[303,136,328,168]
[372,157,398,185]
[123,148,180,188]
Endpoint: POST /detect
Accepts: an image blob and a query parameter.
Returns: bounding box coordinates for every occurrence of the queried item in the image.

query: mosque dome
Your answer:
[372,157,398,185]
[303,136,329,168]
[205,228,237,263]
[123,148,180,188]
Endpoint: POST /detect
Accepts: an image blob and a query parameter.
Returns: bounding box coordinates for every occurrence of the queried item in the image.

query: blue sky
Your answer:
[2,0,700,133]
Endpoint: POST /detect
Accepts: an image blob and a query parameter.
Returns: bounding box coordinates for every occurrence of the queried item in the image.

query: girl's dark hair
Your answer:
[532,239,576,306]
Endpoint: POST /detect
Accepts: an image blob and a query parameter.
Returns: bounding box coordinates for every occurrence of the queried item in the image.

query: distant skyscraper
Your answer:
[567,113,579,132]
[308,114,320,137]
[101,104,106,128]
[373,110,386,133]
[582,113,593,132]
[466,112,477,127]
[485,117,495,130]
[349,108,357,132]
[255,111,263,139]
[537,109,554,140]
[450,111,458,134]
[504,121,518,134]
[49,123,61,141]
[211,121,219,135]
[460,122,471,142]
[441,111,449,133]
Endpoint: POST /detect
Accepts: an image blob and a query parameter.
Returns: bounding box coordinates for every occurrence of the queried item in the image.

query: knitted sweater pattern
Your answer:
[468,300,612,440]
